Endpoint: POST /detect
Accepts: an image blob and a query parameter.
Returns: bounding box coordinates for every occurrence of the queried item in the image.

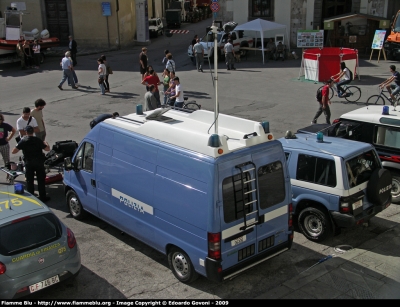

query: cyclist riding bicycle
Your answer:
[379,64,400,109]
[331,62,352,98]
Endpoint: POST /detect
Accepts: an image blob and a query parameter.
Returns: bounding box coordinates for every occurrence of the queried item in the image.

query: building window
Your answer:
[251,0,272,18]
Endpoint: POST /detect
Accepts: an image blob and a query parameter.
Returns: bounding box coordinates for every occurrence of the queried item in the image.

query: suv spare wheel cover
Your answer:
[367,168,392,206]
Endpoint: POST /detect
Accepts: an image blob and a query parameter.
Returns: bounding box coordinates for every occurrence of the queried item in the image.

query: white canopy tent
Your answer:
[234,19,289,64]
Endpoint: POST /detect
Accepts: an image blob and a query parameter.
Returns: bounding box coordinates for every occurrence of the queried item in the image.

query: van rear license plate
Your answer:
[352,199,362,211]
[29,275,59,293]
[231,235,246,247]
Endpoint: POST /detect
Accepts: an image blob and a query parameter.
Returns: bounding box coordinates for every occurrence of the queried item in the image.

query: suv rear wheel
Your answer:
[298,206,333,242]
[390,173,400,204]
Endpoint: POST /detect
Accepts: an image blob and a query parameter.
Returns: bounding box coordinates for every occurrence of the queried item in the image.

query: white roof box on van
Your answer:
[105,108,274,158]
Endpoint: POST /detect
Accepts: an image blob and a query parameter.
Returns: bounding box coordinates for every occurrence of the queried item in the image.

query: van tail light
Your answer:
[332,119,340,124]
[0,262,6,275]
[288,203,293,227]
[67,228,77,249]
[208,232,221,260]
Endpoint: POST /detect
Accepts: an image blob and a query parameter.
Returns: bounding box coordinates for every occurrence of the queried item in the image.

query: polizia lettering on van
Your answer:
[120,196,145,213]
[111,188,154,215]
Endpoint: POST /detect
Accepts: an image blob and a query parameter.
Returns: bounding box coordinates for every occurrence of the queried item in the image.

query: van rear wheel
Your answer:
[66,190,87,220]
[168,247,198,283]
[298,206,333,242]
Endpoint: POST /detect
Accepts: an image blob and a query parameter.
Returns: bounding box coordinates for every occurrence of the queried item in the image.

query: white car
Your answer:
[149,18,163,37]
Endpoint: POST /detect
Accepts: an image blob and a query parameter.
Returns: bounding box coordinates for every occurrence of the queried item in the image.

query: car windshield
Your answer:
[149,20,157,26]
[0,213,62,256]
[345,150,380,188]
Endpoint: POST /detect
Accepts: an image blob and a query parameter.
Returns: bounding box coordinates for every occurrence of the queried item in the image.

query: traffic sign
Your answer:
[210,2,220,12]
[211,0,219,2]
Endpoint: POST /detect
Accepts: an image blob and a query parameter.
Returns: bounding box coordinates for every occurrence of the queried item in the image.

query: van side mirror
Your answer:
[64,157,73,170]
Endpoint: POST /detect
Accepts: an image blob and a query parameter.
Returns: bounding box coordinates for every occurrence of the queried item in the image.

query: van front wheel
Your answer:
[168,247,198,283]
[298,206,333,242]
[66,190,87,220]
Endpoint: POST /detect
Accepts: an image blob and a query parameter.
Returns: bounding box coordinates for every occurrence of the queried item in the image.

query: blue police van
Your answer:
[63,108,293,283]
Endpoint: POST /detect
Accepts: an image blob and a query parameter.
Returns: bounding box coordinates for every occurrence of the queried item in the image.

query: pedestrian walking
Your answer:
[12,125,51,202]
[144,85,158,111]
[66,53,79,86]
[90,112,119,129]
[190,35,198,65]
[32,40,41,69]
[101,55,112,93]
[312,79,334,125]
[30,99,47,141]
[0,113,16,167]
[16,107,39,140]
[97,57,107,95]
[23,40,33,68]
[16,39,26,69]
[165,71,176,106]
[224,39,236,70]
[162,68,170,105]
[141,68,161,106]
[193,38,204,72]
[162,49,169,65]
[139,47,148,80]
[170,77,184,108]
[165,53,176,73]
[58,51,78,90]
[69,35,78,66]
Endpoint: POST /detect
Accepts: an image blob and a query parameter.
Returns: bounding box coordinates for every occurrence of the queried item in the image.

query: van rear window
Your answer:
[222,161,286,223]
[0,213,62,256]
[258,161,286,209]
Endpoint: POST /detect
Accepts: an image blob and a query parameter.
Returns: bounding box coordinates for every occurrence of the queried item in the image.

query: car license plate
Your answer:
[29,275,59,293]
[352,199,362,211]
[231,235,246,247]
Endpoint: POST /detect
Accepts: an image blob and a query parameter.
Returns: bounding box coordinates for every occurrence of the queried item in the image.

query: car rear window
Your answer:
[0,213,62,256]
[346,150,381,188]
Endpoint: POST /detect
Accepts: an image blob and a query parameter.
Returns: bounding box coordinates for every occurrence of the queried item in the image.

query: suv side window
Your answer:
[231,32,237,40]
[296,154,336,187]
[374,126,400,148]
[74,142,94,172]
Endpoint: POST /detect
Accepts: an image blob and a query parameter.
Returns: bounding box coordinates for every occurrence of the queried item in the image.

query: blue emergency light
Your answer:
[261,121,270,133]
[382,106,389,115]
[208,134,221,147]
[316,132,324,142]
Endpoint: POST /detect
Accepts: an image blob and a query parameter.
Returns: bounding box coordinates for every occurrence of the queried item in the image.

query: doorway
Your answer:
[44,0,70,45]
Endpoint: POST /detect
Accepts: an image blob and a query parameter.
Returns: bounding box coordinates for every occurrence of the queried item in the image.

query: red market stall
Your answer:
[298,47,359,83]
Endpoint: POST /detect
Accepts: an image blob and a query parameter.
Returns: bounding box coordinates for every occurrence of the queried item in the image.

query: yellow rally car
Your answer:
[0,185,81,299]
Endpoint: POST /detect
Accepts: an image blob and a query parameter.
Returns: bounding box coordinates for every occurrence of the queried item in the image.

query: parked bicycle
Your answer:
[165,96,201,111]
[366,87,400,107]
[317,81,361,103]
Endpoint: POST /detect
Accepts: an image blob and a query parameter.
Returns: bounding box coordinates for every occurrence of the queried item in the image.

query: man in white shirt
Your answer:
[58,51,78,90]
[193,38,204,72]
[171,77,184,108]
[16,107,39,139]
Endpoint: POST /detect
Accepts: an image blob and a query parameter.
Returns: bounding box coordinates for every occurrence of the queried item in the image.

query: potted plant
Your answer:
[198,8,203,20]
[207,6,212,18]
[193,10,199,22]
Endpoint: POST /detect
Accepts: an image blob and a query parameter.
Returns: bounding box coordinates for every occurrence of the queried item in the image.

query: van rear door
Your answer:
[219,144,290,272]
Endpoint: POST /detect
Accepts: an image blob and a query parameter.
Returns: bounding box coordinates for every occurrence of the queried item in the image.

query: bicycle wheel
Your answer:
[344,86,361,103]
[318,85,334,100]
[184,102,201,110]
[366,95,385,106]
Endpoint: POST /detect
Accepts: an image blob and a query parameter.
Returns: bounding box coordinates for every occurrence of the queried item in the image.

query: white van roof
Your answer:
[340,105,400,127]
[105,109,274,158]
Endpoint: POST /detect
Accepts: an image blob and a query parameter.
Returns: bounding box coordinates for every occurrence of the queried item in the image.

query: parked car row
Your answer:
[1,105,395,298]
